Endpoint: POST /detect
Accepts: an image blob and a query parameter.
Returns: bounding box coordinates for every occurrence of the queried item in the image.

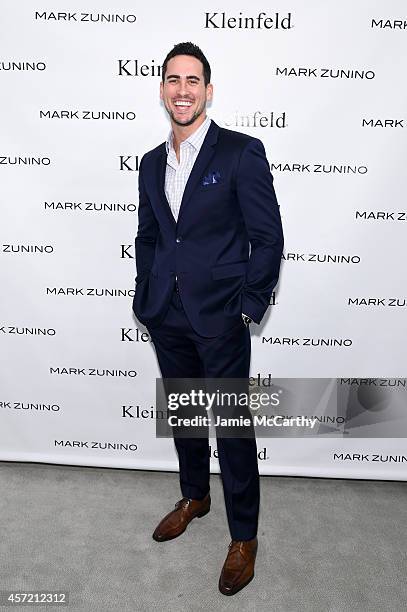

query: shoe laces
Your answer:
[175,497,191,510]
[228,540,253,562]
[228,540,244,553]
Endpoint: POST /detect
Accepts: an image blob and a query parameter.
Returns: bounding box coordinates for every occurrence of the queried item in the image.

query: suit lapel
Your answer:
[156,120,220,228]
[156,145,176,227]
[177,120,219,226]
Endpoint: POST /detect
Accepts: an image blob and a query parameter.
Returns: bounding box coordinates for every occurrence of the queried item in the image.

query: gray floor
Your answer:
[0,462,406,612]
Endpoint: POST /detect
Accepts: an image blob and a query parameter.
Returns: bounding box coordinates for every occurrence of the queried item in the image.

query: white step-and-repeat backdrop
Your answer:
[1,1,406,479]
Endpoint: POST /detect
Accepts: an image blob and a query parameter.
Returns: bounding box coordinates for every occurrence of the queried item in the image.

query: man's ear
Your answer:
[159,80,164,100]
[206,83,213,102]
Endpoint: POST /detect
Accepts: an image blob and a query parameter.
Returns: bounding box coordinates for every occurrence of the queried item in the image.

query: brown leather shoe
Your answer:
[218,537,258,596]
[152,493,210,542]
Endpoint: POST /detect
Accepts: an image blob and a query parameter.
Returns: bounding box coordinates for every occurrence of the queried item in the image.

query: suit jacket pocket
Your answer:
[211,261,247,280]
[196,182,229,194]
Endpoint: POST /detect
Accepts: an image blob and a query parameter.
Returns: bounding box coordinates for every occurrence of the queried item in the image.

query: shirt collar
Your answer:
[165,115,211,154]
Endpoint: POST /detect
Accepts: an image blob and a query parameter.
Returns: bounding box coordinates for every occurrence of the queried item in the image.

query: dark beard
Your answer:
[169,105,204,127]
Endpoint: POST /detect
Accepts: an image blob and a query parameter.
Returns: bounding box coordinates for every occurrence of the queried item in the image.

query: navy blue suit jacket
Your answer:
[132,119,284,338]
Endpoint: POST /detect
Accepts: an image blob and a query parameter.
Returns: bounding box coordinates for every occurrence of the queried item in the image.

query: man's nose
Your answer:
[177,78,189,97]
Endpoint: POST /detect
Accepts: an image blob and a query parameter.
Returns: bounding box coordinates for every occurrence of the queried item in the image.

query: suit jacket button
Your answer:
[176,237,182,243]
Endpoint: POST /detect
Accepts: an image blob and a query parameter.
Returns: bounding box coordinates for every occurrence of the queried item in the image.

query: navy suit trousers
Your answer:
[147,284,260,541]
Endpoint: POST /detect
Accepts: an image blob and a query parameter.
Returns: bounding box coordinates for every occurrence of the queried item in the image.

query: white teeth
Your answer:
[174,101,192,106]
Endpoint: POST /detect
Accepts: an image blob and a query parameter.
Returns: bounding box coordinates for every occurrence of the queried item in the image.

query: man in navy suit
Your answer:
[133,42,283,596]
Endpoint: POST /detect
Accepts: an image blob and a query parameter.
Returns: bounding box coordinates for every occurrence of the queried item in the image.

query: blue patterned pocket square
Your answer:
[202,170,221,186]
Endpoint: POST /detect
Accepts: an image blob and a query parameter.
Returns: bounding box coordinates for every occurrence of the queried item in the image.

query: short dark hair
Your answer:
[162,42,211,86]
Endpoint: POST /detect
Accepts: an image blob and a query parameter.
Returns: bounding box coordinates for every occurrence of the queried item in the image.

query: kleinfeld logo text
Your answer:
[205,12,292,29]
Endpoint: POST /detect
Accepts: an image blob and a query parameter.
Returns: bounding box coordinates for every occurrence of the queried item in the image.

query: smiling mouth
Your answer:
[173,100,193,111]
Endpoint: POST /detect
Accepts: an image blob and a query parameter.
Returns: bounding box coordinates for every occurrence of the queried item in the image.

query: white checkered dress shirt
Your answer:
[165,115,212,222]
